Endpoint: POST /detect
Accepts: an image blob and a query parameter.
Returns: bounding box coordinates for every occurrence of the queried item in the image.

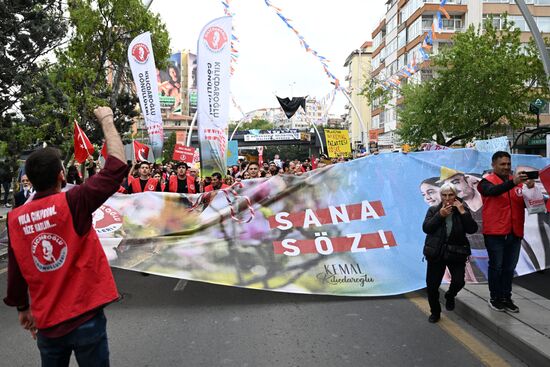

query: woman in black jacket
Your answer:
[422,182,478,323]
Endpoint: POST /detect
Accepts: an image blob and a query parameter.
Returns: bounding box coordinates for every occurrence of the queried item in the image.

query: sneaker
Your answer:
[502,299,519,313]
[445,293,455,311]
[488,298,505,312]
[428,314,440,323]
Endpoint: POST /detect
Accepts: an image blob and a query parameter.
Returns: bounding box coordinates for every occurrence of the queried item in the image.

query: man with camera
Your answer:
[478,151,535,313]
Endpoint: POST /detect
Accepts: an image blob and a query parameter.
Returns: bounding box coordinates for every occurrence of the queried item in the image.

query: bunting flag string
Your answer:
[264,0,340,89]
[221,0,240,75]
[376,0,450,91]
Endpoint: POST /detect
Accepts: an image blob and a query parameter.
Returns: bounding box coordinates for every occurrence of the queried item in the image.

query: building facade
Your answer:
[370,0,550,151]
[343,41,373,151]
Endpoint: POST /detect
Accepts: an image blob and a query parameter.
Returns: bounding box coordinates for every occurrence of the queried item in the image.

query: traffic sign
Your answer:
[529,103,539,115]
[534,98,547,109]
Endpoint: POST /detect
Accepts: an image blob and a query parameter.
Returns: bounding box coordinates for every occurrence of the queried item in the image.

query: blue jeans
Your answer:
[484,234,522,300]
[37,310,110,367]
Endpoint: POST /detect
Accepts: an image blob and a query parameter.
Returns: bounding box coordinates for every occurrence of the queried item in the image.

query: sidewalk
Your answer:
[443,283,550,367]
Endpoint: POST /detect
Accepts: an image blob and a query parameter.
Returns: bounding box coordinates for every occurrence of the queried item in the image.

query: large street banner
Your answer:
[89,149,550,296]
[197,16,232,177]
[128,32,164,162]
[325,129,351,158]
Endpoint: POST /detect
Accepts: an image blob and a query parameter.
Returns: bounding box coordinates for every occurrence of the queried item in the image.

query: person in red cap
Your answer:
[4,106,127,366]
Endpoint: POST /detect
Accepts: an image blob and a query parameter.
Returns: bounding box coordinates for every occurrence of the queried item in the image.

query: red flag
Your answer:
[172,144,196,164]
[73,120,94,164]
[133,140,150,162]
[257,146,264,167]
[311,155,317,170]
[100,141,108,159]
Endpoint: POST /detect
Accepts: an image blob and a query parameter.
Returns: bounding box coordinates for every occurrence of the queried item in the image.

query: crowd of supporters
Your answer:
[61,153,352,195]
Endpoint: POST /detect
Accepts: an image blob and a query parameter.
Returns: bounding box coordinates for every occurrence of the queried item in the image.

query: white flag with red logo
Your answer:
[128,32,163,162]
[197,16,232,177]
[133,140,150,162]
[74,120,95,164]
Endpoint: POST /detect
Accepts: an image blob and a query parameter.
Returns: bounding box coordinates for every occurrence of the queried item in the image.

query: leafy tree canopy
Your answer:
[395,17,549,146]
[20,0,171,159]
[229,118,274,132]
[0,0,67,168]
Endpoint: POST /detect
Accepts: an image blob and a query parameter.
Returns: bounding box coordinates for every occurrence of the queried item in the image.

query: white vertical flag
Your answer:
[128,32,164,161]
[197,16,232,176]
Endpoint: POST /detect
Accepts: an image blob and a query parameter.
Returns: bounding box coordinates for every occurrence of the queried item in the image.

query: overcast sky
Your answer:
[148,0,386,120]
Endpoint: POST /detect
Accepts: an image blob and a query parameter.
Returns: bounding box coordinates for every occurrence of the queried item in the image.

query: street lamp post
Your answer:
[515,0,550,90]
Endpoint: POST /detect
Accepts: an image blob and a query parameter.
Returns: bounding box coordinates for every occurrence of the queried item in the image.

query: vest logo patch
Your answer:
[93,205,123,237]
[515,187,523,197]
[31,233,67,272]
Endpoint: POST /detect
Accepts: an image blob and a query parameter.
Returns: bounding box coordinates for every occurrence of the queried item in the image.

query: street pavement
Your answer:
[0,264,527,367]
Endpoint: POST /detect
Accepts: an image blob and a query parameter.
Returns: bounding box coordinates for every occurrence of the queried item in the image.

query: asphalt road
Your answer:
[514,269,550,299]
[0,262,529,367]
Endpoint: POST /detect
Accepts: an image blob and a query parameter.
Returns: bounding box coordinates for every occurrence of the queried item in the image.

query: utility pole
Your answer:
[515,0,550,90]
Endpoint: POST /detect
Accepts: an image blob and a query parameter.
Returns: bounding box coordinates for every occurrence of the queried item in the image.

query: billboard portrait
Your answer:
[158,52,182,114]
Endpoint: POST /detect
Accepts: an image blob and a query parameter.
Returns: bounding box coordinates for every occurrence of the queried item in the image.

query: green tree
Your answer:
[0,0,67,166]
[397,17,549,146]
[229,118,273,132]
[22,0,170,158]
[162,131,176,163]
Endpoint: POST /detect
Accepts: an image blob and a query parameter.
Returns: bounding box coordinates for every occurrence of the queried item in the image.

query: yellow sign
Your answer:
[325,129,351,158]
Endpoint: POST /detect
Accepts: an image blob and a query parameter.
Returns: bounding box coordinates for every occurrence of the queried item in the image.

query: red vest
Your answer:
[481,173,525,237]
[130,177,158,193]
[204,183,229,192]
[7,193,118,329]
[168,175,196,194]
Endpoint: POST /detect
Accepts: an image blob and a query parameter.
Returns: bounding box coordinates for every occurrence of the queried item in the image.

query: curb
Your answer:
[447,285,550,367]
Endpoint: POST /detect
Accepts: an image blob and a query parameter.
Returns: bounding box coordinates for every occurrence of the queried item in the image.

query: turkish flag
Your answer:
[257,146,264,166]
[73,120,94,164]
[172,144,196,164]
[311,155,317,169]
[133,140,150,162]
[100,141,108,159]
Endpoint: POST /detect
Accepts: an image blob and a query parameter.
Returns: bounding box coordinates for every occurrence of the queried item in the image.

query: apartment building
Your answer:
[370,0,550,151]
[343,41,373,151]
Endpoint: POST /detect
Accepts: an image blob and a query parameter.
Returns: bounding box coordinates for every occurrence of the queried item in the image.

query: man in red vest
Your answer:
[165,162,198,194]
[478,151,534,313]
[203,172,229,192]
[126,161,161,193]
[4,106,127,366]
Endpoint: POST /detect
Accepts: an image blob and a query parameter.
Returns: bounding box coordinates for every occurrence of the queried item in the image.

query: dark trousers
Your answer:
[426,260,466,316]
[1,180,9,204]
[37,310,110,367]
[484,234,522,300]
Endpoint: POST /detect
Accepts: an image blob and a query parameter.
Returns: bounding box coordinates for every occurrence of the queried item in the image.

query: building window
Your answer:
[387,14,398,33]
[442,15,463,31]
[422,15,433,31]
[536,17,550,32]
[373,31,384,50]
[398,29,407,50]
[372,115,380,129]
[386,38,398,55]
[408,17,423,42]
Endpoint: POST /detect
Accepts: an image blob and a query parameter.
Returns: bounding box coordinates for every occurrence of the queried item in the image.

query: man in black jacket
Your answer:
[422,183,478,323]
[13,174,33,208]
